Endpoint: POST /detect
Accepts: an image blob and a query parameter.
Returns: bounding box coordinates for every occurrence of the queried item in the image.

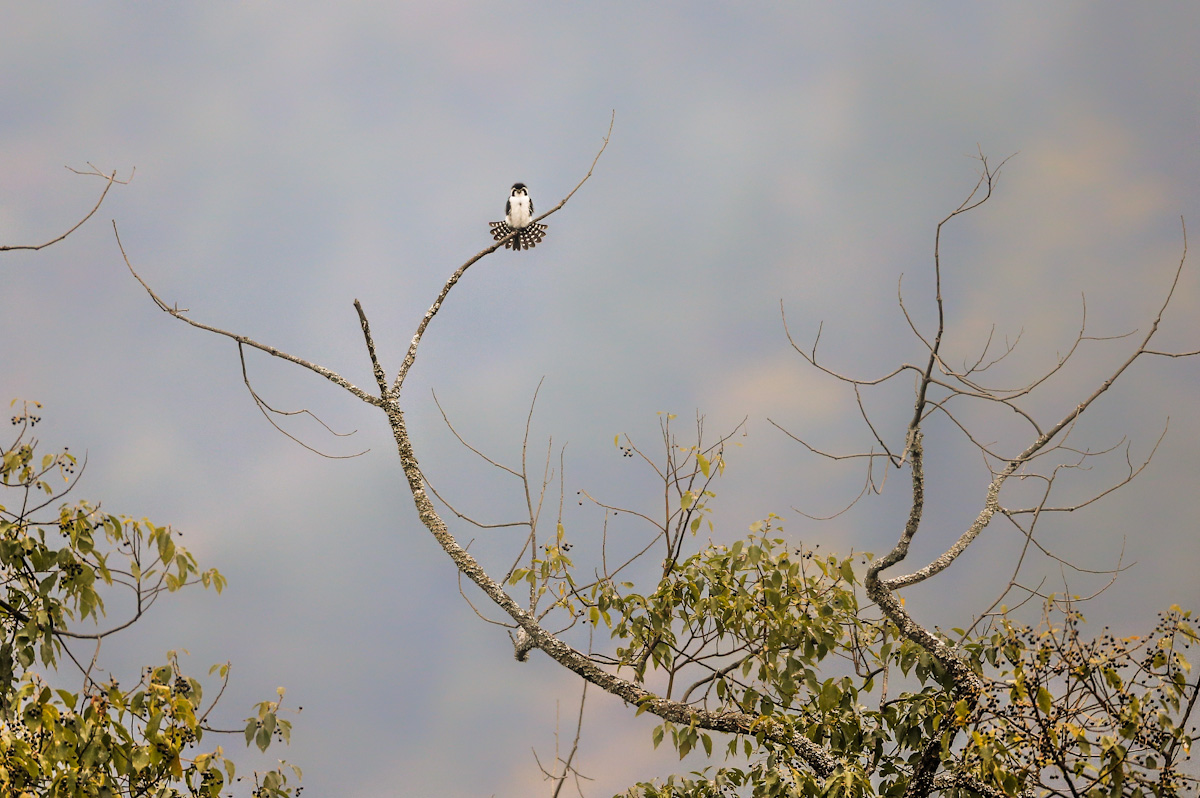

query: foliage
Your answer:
[0,401,299,798]
[576,484,1198,798]
[500,418,1198,798]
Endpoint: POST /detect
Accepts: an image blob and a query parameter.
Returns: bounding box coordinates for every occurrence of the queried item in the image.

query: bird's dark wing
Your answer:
[505,197,512,217]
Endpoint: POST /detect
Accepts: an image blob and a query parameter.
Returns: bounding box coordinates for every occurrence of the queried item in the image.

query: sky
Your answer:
[3,4,1199,797]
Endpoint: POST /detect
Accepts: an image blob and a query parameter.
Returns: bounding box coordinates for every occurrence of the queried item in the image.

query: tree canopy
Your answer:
[0,402,299,797]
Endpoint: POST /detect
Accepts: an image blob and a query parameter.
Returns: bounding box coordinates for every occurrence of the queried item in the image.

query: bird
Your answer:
[489,183,548,251]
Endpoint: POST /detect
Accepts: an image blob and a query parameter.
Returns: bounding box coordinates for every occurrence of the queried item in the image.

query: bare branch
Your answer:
[550,680,590,798]
[853,385,901,465]
[431,390,523,479]
[1144,347,1200,357]
[1003,424,1167,517]
[424,471,529,530]
[1,164,131,252]
[768,417,894,463]
[781,301,919,387]
[790,460,878,521]
[115,222,383,407]
[238,343,367,459]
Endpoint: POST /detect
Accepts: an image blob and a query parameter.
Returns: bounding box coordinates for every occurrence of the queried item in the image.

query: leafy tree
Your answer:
[114,126,1199,798]
[2,174,299,798]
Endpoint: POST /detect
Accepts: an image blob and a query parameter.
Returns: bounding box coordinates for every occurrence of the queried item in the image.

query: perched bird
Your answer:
[489,183,548,250]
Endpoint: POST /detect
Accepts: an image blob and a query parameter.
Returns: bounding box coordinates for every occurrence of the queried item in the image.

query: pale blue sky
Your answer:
[4,4,1199,796]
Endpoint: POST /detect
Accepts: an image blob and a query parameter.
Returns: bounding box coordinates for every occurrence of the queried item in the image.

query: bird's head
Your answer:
[510,183,528,196]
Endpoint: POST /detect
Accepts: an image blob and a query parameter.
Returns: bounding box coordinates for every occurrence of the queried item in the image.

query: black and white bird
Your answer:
[489,183,548,251]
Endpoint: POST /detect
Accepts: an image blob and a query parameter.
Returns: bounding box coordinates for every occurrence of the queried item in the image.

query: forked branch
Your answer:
[2,164,131,253]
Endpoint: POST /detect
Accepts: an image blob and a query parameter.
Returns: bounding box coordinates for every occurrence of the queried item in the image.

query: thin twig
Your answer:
[2,165,131,252]
[238,343,367,459]
[116,222,382,407]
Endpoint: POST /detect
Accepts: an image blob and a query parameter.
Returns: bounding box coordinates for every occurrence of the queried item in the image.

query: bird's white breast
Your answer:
[507,194,533,229]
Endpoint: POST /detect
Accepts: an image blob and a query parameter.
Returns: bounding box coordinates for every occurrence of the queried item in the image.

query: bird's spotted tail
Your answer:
[489,221,548,251]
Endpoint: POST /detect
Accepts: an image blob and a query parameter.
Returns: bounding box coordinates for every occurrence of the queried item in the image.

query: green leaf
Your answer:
[819,680,839,712]
[1036,686,1052,716]
[839,559,855,584]
[38,573,58,595]
[678,733,693,758]
[145,711,163,740]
